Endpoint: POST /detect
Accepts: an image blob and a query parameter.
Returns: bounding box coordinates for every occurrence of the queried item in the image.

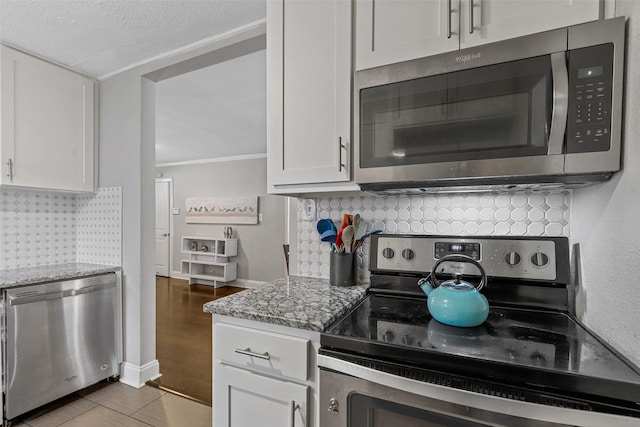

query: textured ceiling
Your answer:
[0,0,266,78]
[1,0,267,163]
[155,49,266,165]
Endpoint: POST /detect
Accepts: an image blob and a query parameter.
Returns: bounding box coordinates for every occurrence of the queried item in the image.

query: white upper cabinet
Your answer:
[355,0,459,71]
[267,0,353,190]
[355,0,602,70]
[1,45,97,192]
[460,0,602,48]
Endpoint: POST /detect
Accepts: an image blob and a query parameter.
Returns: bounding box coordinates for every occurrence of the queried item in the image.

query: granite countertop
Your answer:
[203,275,369,332]
[0,263,121,289]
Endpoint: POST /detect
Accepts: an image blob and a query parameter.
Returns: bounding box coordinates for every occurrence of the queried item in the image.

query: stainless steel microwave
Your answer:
[355,17,625,193]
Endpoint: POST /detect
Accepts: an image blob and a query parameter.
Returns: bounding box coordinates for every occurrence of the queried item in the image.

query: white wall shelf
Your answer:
[181,236,237,287]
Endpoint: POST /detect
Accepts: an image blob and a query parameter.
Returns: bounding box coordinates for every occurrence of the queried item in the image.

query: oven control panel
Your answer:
[373,236,560,281]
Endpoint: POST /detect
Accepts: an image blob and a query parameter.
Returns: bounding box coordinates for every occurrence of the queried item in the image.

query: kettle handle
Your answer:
[430,254,487,291]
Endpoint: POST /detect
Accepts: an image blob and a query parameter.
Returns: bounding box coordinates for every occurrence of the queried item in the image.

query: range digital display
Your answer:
[435,241,481,260]
[449,243,465,252]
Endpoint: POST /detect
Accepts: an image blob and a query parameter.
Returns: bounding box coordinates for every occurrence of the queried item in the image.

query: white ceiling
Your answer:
[0,0,266,79]
[0,0,268,164]
[155,49,266,165]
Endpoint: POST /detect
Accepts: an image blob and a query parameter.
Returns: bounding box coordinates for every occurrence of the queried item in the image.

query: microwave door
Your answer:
[357,54,566,187]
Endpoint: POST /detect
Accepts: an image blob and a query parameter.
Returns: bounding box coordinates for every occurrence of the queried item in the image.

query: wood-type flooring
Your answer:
[153,276,244,405]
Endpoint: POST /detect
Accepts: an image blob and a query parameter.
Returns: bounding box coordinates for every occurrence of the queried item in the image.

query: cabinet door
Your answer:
[1,46,96,192]
[460,0,601,48]
[214,364,309,427]
[355,0,460,71]
[267,0,351,187]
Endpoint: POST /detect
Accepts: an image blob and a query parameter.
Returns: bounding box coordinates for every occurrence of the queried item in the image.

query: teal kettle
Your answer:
[418,255,489,328]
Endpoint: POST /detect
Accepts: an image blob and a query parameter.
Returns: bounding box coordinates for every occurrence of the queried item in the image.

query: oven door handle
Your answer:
[548,52,568,156]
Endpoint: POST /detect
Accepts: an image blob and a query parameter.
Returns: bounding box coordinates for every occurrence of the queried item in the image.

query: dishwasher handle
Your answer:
[8,282,116,306]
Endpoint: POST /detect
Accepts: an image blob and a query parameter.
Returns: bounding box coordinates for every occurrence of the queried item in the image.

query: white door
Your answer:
[459,0,601,48]
[155,180,171,277]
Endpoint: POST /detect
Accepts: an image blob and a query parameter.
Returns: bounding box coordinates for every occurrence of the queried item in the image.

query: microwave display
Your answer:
[566,44,614,154]
[359,56,553,168]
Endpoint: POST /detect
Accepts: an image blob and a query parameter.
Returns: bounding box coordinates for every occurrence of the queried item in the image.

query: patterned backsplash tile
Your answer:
[77,187,122,266]
[294,191,571,282]
[0,187,122,269]
[0,189,77,269]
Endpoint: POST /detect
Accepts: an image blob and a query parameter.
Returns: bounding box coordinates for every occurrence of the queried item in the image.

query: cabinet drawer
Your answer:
[214,323,310,381]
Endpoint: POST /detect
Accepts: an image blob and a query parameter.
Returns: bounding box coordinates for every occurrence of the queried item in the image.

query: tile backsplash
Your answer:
[77,187,122,266]
[0,187,122,269]
[294,191,571,282]
[0,190,77,269]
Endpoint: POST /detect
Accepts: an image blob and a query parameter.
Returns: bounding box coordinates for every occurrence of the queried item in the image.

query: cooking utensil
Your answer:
[342,225,354,253]
[335,228,344,252]
[354,220,367,243]
[351,214,360,251]
[320,229,337,242]
[418,254,489,328]
[317,218,334,234]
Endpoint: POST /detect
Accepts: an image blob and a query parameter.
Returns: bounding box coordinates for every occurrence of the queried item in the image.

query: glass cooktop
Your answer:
[322,294,640,401]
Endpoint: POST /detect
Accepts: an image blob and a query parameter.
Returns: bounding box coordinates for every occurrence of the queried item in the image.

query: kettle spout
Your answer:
[418,278,433,296]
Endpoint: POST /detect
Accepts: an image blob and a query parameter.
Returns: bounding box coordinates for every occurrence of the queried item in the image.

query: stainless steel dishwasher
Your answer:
[2,273,121,420]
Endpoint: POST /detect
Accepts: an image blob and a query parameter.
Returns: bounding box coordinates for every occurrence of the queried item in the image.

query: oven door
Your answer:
[318,355,640,427]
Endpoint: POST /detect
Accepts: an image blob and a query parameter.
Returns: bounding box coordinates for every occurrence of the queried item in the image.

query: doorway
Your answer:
[146,26,267,404]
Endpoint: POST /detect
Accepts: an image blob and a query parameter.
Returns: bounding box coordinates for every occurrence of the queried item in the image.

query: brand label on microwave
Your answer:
[456,52,481,64]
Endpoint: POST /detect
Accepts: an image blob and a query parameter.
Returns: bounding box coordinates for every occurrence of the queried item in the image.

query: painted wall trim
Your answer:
[119,360,161,389]
[170,270,189,280]
[98,18,267,80]
[156,153,267,168]
[168,272,264,289]
[232,278,265,289]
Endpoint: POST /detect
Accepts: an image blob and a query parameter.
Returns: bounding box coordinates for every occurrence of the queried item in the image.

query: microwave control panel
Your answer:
[566,43,614,154]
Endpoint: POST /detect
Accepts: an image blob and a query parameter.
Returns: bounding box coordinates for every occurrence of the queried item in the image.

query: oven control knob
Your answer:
[504,251,521,266]
[382,248,395,259]
[402,248,415,260]
[328,398,339,413]
[530,251,549,267]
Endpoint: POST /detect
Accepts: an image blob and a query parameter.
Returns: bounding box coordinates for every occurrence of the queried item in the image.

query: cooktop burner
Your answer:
[320,235,640,417]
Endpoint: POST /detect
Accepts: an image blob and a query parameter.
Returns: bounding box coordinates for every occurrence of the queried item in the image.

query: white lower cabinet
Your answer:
[213,315,320,427]
[216,365,309,427]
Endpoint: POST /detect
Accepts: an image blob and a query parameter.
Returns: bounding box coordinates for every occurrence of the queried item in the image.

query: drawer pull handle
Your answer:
[235,348,271,360]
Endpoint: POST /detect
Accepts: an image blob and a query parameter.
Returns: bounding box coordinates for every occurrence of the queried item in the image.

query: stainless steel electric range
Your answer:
[319,235,640,427]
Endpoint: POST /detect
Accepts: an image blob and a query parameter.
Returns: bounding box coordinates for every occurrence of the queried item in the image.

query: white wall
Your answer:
[157,158,286,283]
[570,1,640,367]
[98,21,267,387]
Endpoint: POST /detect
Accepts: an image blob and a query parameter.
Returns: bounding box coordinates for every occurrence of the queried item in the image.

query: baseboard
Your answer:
[165,273,264,288]
[170,270,189,280]
[232,278,265,289]
[119,360,161,388]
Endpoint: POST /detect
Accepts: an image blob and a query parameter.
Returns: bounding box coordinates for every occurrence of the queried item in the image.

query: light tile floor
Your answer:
[12,382,211,427]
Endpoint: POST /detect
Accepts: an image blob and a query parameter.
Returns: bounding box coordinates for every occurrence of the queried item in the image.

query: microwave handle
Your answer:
[548,52,568,155]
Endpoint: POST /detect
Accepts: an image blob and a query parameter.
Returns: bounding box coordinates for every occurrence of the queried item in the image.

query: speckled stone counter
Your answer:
[0,263,121,289]
[203,276,368,332]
